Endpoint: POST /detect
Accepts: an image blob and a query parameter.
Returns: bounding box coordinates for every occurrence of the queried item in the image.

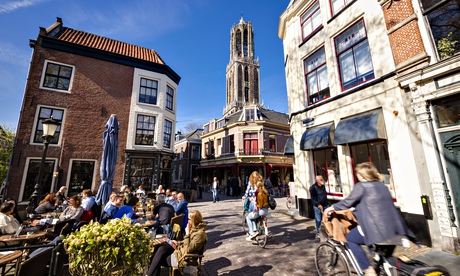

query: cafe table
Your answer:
[0,250,22,275]
[0,231,48,246]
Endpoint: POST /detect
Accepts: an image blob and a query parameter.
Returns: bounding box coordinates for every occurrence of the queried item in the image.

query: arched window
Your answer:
[243,28,248,57]
[235,30,242,57]
[253,68,259,103]
[237,65,243,101]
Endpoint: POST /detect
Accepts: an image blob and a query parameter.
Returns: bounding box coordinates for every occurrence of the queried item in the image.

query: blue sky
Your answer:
[0,0,289,132]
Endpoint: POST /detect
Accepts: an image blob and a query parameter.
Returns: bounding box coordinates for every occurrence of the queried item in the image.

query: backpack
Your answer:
[268,194,277,210]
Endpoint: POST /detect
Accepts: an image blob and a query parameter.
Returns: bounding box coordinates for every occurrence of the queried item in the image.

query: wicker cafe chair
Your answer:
[169,214,184,241]
[17,246,53,276]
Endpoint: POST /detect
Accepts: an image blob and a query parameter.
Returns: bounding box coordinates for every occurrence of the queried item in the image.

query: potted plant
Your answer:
[64,217,151,276]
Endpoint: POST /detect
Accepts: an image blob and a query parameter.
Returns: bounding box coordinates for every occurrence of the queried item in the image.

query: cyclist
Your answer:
[324,162,413,276]
[245,180,269,241]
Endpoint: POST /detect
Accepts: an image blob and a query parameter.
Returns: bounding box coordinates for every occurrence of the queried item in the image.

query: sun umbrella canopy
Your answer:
[95,114,119,206]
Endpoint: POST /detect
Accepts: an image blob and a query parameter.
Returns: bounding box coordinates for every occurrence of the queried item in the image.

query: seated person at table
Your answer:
[101,194,124,223]
[166,190,178,209]
[147,210,207,276]
[136,184,146,197]
[35,193,57,214]
[81,189,96,211]
[55,186,68,207]
[175,192,189,232]
[59,196,84,222]
[0,200,21,235]
[151,194,175,233]
[114,194,139,222]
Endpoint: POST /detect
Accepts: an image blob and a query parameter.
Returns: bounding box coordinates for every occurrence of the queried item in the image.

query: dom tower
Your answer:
[224,17,260,116]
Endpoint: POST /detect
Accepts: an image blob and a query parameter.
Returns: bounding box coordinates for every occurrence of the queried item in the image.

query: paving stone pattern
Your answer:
[190,194,319,276]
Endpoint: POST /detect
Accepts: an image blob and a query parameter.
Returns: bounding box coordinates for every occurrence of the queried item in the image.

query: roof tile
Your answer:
[52,27,164,65]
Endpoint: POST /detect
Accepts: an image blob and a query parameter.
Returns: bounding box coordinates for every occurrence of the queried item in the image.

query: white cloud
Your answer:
[0,42,29,66]
[63,0,198,41]
[0,0,45,14]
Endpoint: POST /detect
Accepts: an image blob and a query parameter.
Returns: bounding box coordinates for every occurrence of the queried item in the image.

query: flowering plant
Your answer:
[64,217,151,276]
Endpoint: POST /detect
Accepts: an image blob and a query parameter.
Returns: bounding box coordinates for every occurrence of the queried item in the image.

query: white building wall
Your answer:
[126,68,177,152]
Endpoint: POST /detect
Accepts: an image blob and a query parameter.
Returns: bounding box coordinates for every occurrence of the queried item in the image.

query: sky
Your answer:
[0,0,289,132]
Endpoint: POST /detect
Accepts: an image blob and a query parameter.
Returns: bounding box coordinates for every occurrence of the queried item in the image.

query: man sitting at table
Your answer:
[101,193,124,223]
[166,190,178,209]
[0,200,21,235]
[151,194,175,234]
[59,196,84,222]
[114,194,139,222]
[175,193,189,233]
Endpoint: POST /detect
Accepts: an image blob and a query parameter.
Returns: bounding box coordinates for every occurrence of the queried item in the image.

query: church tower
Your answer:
[224,17,261,116]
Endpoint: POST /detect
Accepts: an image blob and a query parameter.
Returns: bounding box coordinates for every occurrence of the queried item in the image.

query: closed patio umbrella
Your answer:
[95,114,119,207]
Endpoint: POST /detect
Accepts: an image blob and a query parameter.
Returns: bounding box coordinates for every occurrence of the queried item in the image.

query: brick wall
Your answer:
[7,43,133,201]
[381,0,426,66]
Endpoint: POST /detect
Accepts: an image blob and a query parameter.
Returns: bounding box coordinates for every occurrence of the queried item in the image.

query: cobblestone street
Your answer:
[189,194,319,276]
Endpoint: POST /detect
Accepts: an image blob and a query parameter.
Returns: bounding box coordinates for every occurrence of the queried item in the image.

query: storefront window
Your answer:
[128,158,154,191]
[22,159,55,201]
[312,147,342,194]
[350,140,396,197]
[68,160,95,196]
[433,95,460,128]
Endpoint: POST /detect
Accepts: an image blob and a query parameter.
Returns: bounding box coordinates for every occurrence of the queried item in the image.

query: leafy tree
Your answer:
[0,125,15,185]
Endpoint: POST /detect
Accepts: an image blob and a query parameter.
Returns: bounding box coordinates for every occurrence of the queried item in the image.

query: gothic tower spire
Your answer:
[224,18,260,116]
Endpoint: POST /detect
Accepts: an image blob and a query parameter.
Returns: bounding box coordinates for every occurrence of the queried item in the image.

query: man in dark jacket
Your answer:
[152,194,175,233]
[309,175,328,236]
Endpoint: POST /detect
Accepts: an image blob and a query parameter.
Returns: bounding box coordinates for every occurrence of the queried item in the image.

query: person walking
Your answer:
[190,176,199,203]
[211,177,219,203]
[309,175,328,238]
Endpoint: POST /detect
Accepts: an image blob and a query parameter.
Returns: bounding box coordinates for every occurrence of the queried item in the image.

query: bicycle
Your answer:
[241,209,269,248]
[315,230,450,276]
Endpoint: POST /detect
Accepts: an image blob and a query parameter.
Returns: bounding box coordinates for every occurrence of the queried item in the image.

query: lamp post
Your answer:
[26,116,60,214]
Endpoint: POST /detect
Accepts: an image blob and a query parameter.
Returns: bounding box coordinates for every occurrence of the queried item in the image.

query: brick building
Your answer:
[6,18,180,202]
[172,129,203,189]
[279,0,460,252]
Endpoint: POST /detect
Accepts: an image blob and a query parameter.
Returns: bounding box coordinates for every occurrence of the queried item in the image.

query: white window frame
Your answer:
[39,60,75,93]
[30,105,66,146]
[165,84,175,112]
[134,113,158,147]
[66,159,98,194]
[19,157,58,202]
[137,76,160,107]
[163,119,173,149]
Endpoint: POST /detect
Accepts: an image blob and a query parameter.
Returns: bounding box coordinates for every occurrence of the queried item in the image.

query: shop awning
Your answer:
[334,109,386,145]
[283,135,294,155]
[300,123,334,150]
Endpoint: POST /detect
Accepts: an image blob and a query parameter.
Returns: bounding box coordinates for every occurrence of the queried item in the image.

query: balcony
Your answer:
[237,148,285,156]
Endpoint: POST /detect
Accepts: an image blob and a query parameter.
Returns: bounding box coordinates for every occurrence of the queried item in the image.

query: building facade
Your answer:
[7,18,180,203]
[279,0,459,252]
[200,18,293,195]
[172,129,203,189]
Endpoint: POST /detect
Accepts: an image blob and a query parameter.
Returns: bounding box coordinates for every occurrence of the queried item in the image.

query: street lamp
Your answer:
[26,116,60,214]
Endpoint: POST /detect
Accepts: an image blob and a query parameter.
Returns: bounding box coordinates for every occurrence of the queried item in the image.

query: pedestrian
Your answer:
[211,177,219,203]
[264,176,273,195]
[190,176,199,203]
[309,175,328,238]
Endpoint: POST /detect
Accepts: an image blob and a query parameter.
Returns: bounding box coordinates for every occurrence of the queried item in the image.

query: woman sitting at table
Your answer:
[59,196,84,222]
[146,210,207,276]
[35,193,57,214]
[0,200,21,235]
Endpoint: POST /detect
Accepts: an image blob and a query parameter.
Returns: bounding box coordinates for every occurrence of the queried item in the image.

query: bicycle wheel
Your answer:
[286,196,292,209]
[256,221,268,248]
[315,242,350,276]
[242,210,248,234]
